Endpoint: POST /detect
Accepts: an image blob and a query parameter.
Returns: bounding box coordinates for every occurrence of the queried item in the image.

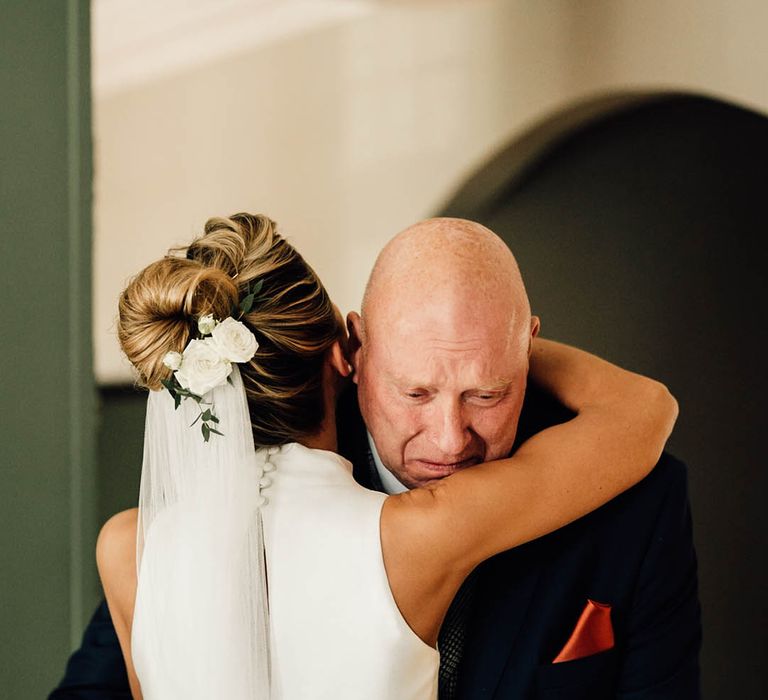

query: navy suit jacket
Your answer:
[50,384,701,699]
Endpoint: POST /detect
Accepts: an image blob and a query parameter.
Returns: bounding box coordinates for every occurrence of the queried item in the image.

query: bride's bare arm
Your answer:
[381,338,678,644]
[96,508,143,700]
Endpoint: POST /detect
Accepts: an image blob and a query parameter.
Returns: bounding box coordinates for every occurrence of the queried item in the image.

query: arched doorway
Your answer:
[440,92,768,698]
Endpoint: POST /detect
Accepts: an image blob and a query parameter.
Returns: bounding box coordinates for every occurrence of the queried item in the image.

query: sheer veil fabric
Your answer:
[131,366,440,699]
[132,367,272,698]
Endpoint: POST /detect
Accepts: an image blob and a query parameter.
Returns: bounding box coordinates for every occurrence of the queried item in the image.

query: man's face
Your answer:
[350,308,535,489]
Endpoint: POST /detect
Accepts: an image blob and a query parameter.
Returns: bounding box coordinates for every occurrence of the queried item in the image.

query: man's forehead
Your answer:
[378,290,505,324]
[367,304,521,353]
[372,327,528,378]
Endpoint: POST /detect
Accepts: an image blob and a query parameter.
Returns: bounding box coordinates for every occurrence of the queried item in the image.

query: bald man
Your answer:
[348,218,537,491]
[51,219,700,699]
[339,219,700,698]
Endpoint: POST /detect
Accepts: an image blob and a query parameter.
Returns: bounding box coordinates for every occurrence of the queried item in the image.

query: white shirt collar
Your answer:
[366,432,409,495]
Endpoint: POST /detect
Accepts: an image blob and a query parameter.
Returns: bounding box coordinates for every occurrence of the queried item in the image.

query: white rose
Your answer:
[197,314,218,336]
[162,350,183,371]
[174,338,232,395]
[211,317,259,363]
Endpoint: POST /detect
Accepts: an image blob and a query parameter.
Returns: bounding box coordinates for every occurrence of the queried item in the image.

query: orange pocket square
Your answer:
[552,599,614,663]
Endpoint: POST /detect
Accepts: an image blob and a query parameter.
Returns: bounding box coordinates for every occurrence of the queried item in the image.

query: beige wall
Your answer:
[94,0,768,382]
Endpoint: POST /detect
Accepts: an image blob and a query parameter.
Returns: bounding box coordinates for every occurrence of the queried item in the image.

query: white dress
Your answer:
[131,442,440,699]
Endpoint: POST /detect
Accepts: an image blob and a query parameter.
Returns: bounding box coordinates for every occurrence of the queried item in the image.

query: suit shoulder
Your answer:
[641,451,690,499]
[601,451,691,532]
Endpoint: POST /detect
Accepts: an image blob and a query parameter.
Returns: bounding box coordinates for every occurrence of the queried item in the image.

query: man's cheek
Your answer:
[381,401,418,431]
[476,422,518,459]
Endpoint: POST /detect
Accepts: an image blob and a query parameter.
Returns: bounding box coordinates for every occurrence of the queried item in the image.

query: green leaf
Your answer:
[201,409,212,421]
[161,378,175,392]
[239,292,256,315]
[173,393,182,410]
[208,412,220,423]
[190,412,203,426]
[238,279,263,316]
[208,426,224,436]
[202,423,210,442]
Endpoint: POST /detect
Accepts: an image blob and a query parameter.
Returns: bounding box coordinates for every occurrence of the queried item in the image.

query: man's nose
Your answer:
[428,400,472,457]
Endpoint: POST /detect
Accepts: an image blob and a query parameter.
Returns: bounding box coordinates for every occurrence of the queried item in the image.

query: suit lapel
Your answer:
[457,543,543,699]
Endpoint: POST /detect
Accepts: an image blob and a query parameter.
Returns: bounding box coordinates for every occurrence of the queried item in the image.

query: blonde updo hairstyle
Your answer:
[118,213,343,446]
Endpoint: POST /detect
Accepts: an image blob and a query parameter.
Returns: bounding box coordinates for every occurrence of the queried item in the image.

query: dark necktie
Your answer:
[437,569,478,699]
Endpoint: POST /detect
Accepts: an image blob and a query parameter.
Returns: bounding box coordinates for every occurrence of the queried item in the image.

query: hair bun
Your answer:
[118,257,238,389]
[186,214,277,282]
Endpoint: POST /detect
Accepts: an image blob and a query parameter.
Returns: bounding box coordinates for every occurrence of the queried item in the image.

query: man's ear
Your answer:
[528,315,541,356]
[346,311,364,384]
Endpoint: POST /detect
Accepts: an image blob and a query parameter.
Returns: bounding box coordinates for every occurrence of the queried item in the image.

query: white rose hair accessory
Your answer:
[211,317,259,362]
[160,280,262,441]
[197,313,218,336]
[173,338,235,396]
[162,350,183,371]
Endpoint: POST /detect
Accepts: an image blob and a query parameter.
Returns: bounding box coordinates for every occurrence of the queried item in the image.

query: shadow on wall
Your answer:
[439,91,768,699]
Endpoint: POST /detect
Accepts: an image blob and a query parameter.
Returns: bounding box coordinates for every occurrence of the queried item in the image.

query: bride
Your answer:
[97,213,677,699]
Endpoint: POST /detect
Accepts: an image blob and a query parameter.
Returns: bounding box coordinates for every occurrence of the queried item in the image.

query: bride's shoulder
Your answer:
[97,508,138,569]
[96,509,138,624]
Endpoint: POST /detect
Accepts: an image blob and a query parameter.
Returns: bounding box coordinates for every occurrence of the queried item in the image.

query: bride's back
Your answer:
[263,444,438,697]
[131,442,438,699]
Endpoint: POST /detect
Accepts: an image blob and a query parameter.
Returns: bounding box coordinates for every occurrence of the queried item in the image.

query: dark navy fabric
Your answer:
[48,601,131,699]
[50,384,701,698]
[454,449,701,699]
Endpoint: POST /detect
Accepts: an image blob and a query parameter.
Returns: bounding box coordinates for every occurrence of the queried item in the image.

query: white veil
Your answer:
[135,366,272,698]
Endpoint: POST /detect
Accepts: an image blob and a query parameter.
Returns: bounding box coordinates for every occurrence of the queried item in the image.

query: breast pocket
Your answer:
[535,648,618,700]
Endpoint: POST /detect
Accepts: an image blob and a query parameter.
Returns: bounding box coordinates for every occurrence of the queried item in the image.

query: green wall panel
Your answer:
[97,388,145,528]
[0,1,95,695]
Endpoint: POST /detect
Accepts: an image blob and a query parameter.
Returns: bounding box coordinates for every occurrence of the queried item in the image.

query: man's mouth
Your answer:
[410,457,482,478]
